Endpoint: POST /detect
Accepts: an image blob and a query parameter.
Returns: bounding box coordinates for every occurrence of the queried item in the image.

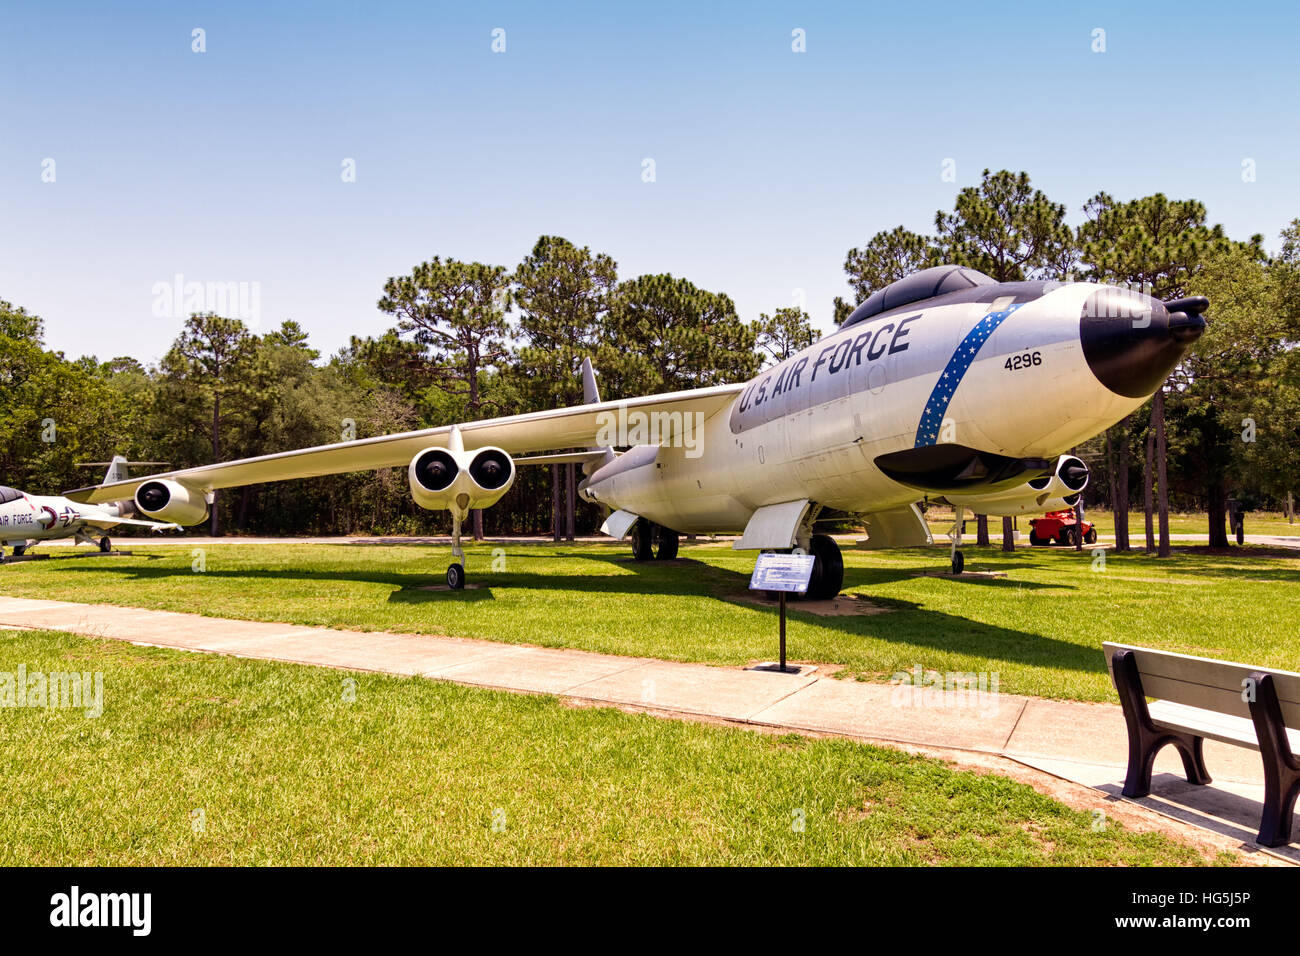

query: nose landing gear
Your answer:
[446,512,466,589]
[949,505,966,575]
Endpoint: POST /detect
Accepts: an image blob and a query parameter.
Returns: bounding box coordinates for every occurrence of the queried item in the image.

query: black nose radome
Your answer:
[1080,288,1206,398]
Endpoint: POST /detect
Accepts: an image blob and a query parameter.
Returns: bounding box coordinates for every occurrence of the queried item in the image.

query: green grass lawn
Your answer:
[2,538,1296,701]
[0,628,1224,866]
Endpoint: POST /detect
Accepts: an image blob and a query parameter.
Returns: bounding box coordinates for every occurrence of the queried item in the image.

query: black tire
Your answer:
[951,549,965,575]
[631,520,653,562]
[1084,528,1097,545]
[1059,527,1078,547]
[655,527,679,560]
[446,562,465,590]
[806,534,844,600]
[1028,532,1045,546]
[99,537,112,553]
[12,545,25,557]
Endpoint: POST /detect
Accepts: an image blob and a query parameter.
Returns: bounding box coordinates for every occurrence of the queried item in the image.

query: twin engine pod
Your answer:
[134,478,210,526]
[946,455,1090,516]
[408,445,515,518]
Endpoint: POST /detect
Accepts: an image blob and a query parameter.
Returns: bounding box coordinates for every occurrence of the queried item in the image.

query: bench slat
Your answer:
[1104,641,1300,728]
[1148,700,1264,749]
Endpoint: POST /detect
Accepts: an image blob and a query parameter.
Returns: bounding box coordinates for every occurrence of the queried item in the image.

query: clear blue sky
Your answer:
[2,0,1297,363]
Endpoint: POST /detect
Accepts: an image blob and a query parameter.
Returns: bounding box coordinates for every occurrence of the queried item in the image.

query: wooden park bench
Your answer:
[1104,641,1300,847]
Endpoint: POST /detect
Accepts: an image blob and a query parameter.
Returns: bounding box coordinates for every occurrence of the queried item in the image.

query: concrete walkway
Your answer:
[0,595,1292,862]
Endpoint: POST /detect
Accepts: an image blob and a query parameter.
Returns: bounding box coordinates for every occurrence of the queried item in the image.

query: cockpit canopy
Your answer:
[842,265,995,329]
[0,486,25,504]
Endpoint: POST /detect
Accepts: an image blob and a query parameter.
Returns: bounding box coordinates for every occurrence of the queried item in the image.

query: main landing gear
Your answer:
[631,520,679,561]
[948,505,966,575]
[803,534,844,600]
[99,536,112,553]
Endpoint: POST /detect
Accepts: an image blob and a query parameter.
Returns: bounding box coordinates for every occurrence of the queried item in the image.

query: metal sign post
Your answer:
[749,552,816,673]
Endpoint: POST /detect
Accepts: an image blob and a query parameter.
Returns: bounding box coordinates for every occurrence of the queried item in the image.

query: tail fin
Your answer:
[104,456,129,486]
[578,358,615,473]
[581,357,601,405]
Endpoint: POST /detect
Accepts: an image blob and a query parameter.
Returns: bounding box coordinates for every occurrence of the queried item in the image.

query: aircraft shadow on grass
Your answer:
[45,550,1103,674]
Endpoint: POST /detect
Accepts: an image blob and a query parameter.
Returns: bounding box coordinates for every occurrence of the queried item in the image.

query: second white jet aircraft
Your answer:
[1,458,179,559]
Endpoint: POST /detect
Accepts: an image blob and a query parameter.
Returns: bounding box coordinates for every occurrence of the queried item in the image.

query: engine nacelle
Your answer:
[134,479,209,526]
[408,445,515,518]
[947,455,1089,517]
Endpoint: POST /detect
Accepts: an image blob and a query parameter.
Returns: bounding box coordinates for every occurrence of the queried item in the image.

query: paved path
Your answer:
[0,595,1291,861]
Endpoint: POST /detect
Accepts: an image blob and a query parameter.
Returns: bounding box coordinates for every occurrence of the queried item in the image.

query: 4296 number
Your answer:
[1004,351,1042,371]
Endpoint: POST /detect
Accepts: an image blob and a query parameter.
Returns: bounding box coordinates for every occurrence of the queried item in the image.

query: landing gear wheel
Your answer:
[806,534,844,600]
[446,562,465,590]
[951,549,965,575]
[12,545,25,557]
[99,537,112,553]
[631,520,654,562]
[1084,528,1097,545]
[655,528,679,561]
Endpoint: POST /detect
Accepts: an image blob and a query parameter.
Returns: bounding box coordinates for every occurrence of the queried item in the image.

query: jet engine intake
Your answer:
[947,455,1091,517]
[134,479,209,526]
[408,446,515,516]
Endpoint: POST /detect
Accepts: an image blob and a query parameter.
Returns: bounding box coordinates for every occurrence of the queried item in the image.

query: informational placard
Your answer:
[749,551,816,594]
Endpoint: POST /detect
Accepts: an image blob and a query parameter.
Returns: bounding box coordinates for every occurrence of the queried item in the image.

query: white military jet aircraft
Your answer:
[66,266,1208,597]
[2,458,180,559]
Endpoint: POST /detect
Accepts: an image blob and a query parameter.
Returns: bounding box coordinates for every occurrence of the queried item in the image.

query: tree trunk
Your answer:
[1154,388,1171,557]
[1116,416,1131,552]
[472,508,483,541]
[1105,428,1119,548]
[1207,480,1230,548]
[565,462,576,542]
[1001,516,1015,552]
[976,514,990,546]
[551,465,561,542]
[1143,426,1155,552]
[210,393,221,536]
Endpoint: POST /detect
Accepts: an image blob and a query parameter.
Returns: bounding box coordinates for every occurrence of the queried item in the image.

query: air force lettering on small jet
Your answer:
[64,265,1208,599]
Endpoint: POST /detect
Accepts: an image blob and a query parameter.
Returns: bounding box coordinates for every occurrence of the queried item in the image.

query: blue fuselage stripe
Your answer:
[914,304,1022,447]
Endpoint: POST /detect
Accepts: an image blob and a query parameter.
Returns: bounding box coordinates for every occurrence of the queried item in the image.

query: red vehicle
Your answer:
[1028,509,1097,546]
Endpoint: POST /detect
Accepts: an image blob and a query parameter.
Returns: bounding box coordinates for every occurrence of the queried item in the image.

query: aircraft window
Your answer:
[842,265,995,329]
[0,486,24,504]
